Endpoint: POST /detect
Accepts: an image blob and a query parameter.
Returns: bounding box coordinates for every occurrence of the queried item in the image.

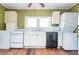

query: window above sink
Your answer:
[24,16,52,29]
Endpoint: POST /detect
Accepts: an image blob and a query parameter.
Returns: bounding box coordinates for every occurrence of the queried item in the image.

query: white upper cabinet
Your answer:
[52,11,60,24]
[5,11,17,23]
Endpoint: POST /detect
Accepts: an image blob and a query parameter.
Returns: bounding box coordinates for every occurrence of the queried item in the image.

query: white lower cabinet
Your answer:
[11,42,23,48]
[24,32,46,48]
[0,31,10,49]
[58,31,63,48]
[10,33,23,42]
[10,31,23,48]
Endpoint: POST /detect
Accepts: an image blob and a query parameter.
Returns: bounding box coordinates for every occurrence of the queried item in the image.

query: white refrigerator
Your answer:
[60,12,78,50]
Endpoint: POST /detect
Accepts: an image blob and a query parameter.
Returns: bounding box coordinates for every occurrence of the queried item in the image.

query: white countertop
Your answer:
[24,27,60,32]
[0,27,60,33]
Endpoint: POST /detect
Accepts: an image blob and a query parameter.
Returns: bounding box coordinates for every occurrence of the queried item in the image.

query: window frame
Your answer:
[25,16,52,29]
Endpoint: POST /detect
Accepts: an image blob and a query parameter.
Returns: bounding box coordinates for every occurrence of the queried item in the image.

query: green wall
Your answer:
[69,3,79,12]
[0,5,6,30]
[17,10,52,28]
[16,9,69,29]
[17,10,52,29]
[0,3,79,29]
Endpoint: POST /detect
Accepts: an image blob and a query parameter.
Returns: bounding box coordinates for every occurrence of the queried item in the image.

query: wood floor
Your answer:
[0,48,78,55]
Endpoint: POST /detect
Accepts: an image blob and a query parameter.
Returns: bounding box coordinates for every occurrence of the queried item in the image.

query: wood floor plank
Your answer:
[0,48,78,55]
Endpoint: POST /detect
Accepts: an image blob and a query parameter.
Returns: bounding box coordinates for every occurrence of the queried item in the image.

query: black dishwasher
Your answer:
[46,32,58,48]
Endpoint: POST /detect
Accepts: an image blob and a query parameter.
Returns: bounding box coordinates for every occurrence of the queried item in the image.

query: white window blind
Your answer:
[27,18,37,27]
[39,18,49,27]
[25,17,51,28]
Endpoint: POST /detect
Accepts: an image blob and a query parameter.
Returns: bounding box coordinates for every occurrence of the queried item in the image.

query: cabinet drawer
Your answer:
[25,41,46,47]
[10,34,23,42]
[31,32,46,35]
[11,42,23,48]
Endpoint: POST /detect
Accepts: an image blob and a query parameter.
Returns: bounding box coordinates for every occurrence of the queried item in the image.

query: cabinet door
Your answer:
[30,32,46,47]
[30,35,37,46]
[38,35,46,46]
[24,32,30,46]
[24,32,46,47]
[10,33,23,42]
[6,23,16,31]
[52,11,60,24]
[11,42,23,48]
[5,11,17,23]
[24,34,37,47]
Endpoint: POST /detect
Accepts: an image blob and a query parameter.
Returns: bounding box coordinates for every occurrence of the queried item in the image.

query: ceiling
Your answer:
[1,3,76,9]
